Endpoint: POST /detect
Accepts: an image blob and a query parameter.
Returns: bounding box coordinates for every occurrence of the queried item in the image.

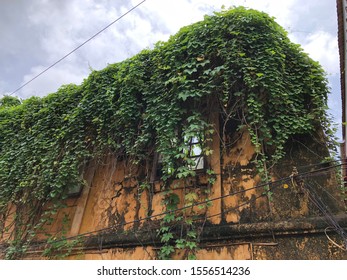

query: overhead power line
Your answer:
[304,182,347,249]
[9,0,147,96]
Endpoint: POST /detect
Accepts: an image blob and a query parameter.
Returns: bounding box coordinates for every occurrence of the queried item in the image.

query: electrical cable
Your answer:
[298,163,345,179]
[324,227,347,251]
[308,185,345,232]
[9,0,147,96]
[304,182,347,249]
[307,179,342,205]
[306,188,340,230]
[296,159,342,170]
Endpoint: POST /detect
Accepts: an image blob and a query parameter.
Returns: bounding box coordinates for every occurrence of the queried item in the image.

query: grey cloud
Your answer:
[1,0,159,96]
[0,0,47,92]
[287,0,337,39]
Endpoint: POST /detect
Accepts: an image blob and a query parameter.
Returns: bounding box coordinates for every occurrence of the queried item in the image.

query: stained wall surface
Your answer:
[57,128,347,260]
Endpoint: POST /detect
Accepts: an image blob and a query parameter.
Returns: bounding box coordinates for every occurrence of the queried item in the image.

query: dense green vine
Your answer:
[0,7,334,259]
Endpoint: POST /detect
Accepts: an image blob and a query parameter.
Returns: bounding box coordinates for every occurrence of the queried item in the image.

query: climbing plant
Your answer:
[0,7,334,259]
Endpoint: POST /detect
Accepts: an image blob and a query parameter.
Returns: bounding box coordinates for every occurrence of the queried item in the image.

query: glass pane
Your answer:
[67,184,82,196]
[188,156,204,170]
[190,144,202,156]
[190,136,199,144]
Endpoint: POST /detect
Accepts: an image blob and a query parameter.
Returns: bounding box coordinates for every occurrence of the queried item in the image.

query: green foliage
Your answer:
[157,190,200,260]
[207,169,217,185]
[0,95,21,108]
[42,234,82,259]
[157,191,178,259]
[0,7,334,259]
[41,213,82,259]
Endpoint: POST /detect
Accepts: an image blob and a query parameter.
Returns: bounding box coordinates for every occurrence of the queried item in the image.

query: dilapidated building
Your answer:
[1,7,346,260]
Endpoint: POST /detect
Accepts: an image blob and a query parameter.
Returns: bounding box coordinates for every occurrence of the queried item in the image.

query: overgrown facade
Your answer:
[1,7,346,259]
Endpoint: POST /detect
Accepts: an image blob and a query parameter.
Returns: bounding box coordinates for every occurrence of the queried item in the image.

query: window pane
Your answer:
[190,136,199,144]
[188,156,204,170]
[190,144,202,156]
[67,184,82,196]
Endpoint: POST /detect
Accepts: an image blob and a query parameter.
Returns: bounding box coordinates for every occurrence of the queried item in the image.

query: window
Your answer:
[66,184,83,197]
[151,152,163,181]
[150,135,206,182]
[186,136,204,171]
[151,152,171,182]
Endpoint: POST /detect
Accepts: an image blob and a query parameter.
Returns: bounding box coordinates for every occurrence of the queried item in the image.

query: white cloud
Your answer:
[140,0,207,32]
[301,31,339,75]
[242,0,296,27]
[19,63,87,98]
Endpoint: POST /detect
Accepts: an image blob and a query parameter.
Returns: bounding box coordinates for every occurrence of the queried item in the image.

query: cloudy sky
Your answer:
[0,0,342,138]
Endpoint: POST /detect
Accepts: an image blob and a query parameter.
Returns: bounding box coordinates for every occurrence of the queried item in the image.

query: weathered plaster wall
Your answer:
[55,127,346,260]
[2,125,346,260]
